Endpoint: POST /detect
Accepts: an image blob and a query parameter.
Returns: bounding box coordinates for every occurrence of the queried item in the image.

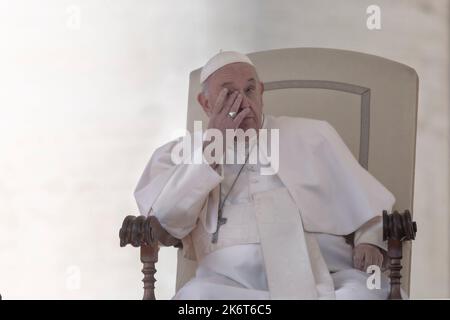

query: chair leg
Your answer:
[141,244,159,300]
[387,239,403,300]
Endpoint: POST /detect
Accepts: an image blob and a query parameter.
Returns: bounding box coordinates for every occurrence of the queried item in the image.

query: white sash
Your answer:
[253,187,335,299]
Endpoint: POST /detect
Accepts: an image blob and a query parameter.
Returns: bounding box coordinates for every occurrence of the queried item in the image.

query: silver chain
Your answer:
[211,151,250,243]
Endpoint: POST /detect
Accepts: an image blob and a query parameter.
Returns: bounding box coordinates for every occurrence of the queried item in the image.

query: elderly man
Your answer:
[134,51,397,299]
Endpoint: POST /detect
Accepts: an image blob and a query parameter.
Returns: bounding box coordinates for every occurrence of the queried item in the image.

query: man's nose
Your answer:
[238,91,251,108]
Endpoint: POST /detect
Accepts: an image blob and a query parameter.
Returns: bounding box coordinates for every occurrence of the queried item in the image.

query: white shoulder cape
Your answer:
[263,115,395,235]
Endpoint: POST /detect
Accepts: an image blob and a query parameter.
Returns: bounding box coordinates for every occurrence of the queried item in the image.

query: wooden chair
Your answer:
[120,48,418,299]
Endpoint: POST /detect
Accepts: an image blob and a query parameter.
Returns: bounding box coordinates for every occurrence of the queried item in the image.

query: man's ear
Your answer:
[197,92,211,116]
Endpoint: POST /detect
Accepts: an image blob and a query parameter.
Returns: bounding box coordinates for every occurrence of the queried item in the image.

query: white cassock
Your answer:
[134,114,404,300]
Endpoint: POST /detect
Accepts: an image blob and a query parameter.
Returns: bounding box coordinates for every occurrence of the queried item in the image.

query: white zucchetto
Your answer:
[200,51,255,84]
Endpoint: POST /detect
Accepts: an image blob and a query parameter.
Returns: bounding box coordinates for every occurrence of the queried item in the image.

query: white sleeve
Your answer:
[318,121,393,250]
[317,121,396,233]
[134,138,223,239]
[354,216,387,252]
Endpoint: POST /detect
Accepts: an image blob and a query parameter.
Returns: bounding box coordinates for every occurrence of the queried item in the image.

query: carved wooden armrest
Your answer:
[119,215,182,300]
[120,211,417,300]
[383,210,417,300]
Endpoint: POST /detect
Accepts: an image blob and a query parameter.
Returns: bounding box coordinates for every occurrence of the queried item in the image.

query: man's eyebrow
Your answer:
[221,78,256,87]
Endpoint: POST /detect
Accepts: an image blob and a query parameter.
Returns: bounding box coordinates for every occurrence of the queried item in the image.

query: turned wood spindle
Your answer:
[383,210,417,300]
[120,215,182,300]
[141,244,159,300]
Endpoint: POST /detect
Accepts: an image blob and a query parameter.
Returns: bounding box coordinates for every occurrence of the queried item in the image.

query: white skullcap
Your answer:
[200,50,254,84]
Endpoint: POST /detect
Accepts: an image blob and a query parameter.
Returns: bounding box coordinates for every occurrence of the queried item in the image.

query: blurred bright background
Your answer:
[0,0,448,299]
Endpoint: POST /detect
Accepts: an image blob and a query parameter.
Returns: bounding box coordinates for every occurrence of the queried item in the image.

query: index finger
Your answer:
[212,88,229,114]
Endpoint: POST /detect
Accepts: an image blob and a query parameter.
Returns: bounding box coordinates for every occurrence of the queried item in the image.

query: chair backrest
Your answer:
[178,47,418,294]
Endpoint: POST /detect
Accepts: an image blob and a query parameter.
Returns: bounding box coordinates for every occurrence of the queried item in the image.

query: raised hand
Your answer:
[207,88,251,135]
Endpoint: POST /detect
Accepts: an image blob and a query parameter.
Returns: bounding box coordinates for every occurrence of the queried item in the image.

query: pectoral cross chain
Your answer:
[211,209,227,243]
[211,152,250,244]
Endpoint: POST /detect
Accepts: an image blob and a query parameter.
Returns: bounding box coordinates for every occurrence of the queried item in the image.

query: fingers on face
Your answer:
[233,108,251,125]
[221,91,239,115]
[229,93,243,114]
[212,89,253,128]
[213,88,229,114]
[230,94,253,128]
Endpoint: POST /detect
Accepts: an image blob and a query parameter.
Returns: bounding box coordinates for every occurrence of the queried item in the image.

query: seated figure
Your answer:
[134,51,404,299]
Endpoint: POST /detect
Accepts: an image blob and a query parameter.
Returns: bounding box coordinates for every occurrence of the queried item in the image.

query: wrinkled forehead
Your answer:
[208,62,258,88]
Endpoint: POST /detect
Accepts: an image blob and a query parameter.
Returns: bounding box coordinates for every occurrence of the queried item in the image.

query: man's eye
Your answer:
[246,87,255,94]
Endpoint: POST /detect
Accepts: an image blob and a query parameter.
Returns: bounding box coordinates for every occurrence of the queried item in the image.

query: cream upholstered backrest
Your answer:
[177,47,418,294]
